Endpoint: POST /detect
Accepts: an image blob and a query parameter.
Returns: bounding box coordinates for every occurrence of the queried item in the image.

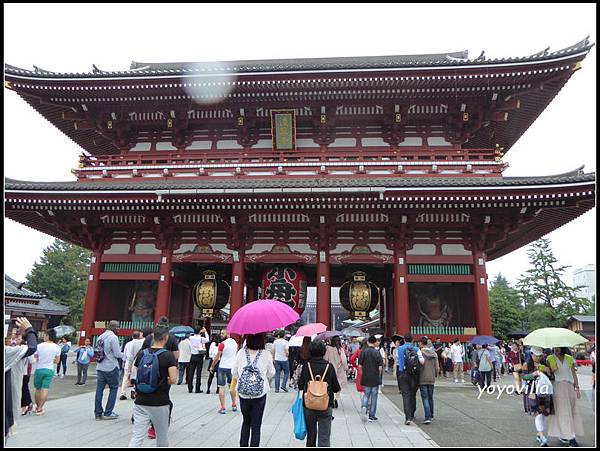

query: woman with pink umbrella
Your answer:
[226,300,300,447]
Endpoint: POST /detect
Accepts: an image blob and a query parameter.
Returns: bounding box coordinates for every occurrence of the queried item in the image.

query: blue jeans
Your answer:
[362,386,379,418]
[95,367,120,417]
[274,360,289,391]
[419,384,434,420]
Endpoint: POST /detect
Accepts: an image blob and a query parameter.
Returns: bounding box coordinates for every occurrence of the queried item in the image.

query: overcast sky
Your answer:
[4,3,596,288]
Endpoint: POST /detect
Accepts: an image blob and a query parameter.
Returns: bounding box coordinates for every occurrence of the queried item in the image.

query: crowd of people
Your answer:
[4,319,594,448]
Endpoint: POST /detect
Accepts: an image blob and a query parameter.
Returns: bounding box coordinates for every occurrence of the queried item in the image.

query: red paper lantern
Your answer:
[261,266,307,316]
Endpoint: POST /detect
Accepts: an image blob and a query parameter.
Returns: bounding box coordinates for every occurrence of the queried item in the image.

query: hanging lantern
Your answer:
[192,270,231,318]
[261,265,307,316]
[339,271,380,320]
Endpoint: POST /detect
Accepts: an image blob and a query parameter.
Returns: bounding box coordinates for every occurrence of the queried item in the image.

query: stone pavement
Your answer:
[7,379,438,447]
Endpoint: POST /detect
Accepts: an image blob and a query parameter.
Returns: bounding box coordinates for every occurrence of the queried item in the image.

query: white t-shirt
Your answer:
[273,338,289,362]
[232,348,276,399]
[190,333,209,355]
[178,339,192,363]
[218,337,239,369]
[208,342,219,359]
[450,344,464,363]
[35,342,61,370]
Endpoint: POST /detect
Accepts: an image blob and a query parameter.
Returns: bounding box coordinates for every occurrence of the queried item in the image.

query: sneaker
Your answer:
[119,395,127,400]
[560,438,571,444]
[539,436,549,447]
[370,416,378,421]
[206,390,210,394]
[405,420,411,425]
[103,413,119,420]
[195,390,204,393]
[423,419,431,424]
[454,379,459,383]
[218,408,226,414]
[232,405,238,412]
[461,379,466,383]
[275,390,280,393]
[282,388,288,393]
[368,417,373,422]
[95,416,103,421]
[569,439,579,447]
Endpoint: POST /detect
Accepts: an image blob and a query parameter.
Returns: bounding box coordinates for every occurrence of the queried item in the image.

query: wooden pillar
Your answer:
[473,250,493,335]
[393,248,410,335]
[230,251,246,344]
[154,251,173,323]
[80,249,103,345]
[316,250,331,329]
[185,286,194,326]
[379,289,385,332]
[385,286,394,336]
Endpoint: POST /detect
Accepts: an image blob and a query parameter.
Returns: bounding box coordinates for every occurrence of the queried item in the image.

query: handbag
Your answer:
[289,389,307,440]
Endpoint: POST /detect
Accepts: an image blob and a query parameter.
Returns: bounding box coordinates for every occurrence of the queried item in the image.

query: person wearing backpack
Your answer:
[56,337,71,378]
[231,332,275,447]
[94,320,124,420]
[418,337,439,424]
[396,333,420,425]
[297,340,341,447]
[128,326,178,447]
[358,336,384,422]
[74,338,94,385]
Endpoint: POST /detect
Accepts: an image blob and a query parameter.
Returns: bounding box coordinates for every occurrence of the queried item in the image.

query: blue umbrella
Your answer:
[470,335,500,346]
[316,330,343,340]
[169,325,194,337]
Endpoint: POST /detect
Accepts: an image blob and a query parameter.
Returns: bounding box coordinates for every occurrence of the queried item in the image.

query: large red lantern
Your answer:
[261,266,307,316]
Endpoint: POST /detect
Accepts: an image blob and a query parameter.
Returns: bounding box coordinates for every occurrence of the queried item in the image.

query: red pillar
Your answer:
[154,251,173,323]
[316,251,331,329]
[80,250,103,345]
[473,250,493,335]
[230,252,245,343]
[385,287,394,336]
[185,286,194,326]
[393,249,410,335]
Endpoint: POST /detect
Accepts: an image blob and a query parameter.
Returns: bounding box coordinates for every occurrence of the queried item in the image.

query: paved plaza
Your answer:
[6,370,438,448]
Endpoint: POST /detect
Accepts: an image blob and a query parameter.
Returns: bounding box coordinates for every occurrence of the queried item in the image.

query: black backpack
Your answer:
[94,337,106,363]
[404,346,420,375]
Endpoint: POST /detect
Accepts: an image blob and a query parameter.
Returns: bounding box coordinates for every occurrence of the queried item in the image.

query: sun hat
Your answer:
[530,346,544,356]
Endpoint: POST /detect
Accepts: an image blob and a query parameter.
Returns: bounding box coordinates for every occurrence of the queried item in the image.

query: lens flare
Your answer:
[181,61,238,106]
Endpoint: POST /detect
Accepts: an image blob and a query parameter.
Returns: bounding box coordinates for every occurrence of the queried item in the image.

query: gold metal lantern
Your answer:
[339,271,380,320]
[192,270,231,318]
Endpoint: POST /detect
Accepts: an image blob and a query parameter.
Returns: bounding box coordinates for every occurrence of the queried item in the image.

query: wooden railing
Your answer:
[79,147,497,169]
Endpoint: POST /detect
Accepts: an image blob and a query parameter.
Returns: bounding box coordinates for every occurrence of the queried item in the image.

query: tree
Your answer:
[489,274,524,340]
[26,239,91,328]
[516,238,592,330]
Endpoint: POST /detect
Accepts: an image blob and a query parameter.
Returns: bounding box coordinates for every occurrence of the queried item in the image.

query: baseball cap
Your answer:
[530,346,544,356]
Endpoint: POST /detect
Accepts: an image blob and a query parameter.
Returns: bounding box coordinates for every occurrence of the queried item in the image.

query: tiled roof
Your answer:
[569,315,596,323]
[4,275,69,315]
[4,170,595,192]
[4,37,592,79]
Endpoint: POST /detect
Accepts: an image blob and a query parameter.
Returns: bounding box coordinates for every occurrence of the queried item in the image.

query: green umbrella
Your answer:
[523,327,588,348]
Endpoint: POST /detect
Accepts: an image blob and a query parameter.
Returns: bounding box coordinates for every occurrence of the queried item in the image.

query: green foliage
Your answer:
[489,274,524,340]
[25,239,91,329]
[516,238,592,330]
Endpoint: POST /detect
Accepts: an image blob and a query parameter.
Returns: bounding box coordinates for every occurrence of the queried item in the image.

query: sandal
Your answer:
[35,409,45,416]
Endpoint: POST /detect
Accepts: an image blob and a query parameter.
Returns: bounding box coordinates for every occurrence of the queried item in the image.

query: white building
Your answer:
[572,264,596,302]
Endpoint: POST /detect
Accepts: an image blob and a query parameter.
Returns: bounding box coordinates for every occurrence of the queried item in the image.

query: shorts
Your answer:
[34,368,55,389]
[217,368,232,387]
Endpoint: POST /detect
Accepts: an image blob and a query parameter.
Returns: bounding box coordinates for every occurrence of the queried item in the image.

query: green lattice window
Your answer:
[408,264,472,275]
[102,263,160,273]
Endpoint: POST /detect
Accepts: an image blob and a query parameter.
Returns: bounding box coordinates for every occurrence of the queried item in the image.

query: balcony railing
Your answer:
[410,326,477,336]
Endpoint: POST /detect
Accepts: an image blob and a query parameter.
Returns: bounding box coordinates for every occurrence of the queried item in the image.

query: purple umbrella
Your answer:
[227,299,300,335]
[316,330,343,340]
[470,335,500,346]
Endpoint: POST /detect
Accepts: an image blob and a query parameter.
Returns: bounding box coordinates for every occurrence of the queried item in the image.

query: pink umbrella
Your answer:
[227,299,300,335]
[296,323,327,336]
